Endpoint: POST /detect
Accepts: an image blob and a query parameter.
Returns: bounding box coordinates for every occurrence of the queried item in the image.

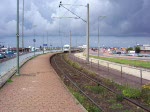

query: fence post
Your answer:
[98,60,99,70]
[91,59,92,68]
[107,62,109,75]
[0,75,2,84]
[121,65,122,78]
[121,65,123,84]
[140,69,142,86]
[73,54,74,61]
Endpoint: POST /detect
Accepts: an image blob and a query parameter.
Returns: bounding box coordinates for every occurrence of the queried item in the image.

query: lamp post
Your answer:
[16,0,20,75]
[70,31,72,54]
[33,25,37,56]
[33,39,36,57]
[86,3,89,62]
[47,32,49,50]
[98,16,106,57]
[43,34,44,54]
[22,0,24,53]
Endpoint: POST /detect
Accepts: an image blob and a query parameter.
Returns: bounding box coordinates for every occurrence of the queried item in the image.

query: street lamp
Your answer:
[86,3,90,63]
[16,0,20,75]
[59,2,90,62]
[98,16,106,57]
[33,25,37,56]
[43,34,44,54]
[33,39,36,57]
[70,31,72,54]
[22,0,24,53]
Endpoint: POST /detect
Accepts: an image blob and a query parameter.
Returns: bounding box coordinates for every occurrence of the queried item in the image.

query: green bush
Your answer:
[122,87,141,98]
[135,46,141,53]
[141,84,150,105]
[116,94,124,102]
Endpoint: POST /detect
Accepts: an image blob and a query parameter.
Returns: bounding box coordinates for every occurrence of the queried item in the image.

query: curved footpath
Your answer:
[0,53,86,112]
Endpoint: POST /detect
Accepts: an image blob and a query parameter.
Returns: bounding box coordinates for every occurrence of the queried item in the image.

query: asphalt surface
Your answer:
[90,50,150,62]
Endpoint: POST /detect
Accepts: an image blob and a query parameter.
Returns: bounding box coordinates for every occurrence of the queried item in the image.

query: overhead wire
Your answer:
[61,0,79,16]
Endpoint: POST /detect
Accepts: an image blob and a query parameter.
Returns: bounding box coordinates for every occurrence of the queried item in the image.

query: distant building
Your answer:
[78,45,87,49]
[128,50,135,54]
[0,48,8,53]
[139,44,150,54]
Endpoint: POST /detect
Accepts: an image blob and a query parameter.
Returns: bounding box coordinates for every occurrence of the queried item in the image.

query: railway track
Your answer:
[50,53,150,112]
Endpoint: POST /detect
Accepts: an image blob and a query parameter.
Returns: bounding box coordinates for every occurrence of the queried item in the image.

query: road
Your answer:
[90,50,150,62]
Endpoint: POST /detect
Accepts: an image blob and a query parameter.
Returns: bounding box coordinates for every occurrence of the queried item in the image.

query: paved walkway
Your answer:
[0,54,86,112]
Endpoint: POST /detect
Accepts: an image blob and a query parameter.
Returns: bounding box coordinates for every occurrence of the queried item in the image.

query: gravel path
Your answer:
[0,54,86,112]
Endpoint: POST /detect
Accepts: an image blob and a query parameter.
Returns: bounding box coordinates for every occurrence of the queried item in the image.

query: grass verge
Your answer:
[90,55,150,69]
[7,79,13,83]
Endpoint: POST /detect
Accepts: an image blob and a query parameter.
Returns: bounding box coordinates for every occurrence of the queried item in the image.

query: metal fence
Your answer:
[70,53,150,88]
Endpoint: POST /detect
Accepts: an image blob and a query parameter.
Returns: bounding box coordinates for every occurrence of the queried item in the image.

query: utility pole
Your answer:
[86,3,90,62]
[98,17,100,57]
[43,34,44,54]
[33,25,37,56]
[70,31,72,54]
[22,0,24,53]
[33,33,36,57]
[33,39,36,57]
[34,27,35,57]
[76,38,77,48]
[98,16,106,57]
[16,0,20,75]
[47,31,48,50]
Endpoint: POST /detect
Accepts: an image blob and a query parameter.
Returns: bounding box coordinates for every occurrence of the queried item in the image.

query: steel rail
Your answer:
[66,74,104,111]
[61,54,150,112]
[51,54,104,112]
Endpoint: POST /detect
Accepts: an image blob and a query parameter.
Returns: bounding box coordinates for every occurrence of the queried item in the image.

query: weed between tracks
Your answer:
[55,54,150,112]
[64,54,96,78]
[68,87,101,112]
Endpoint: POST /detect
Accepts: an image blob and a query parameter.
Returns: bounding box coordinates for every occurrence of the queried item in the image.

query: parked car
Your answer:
[5,51,15,58]
[0,53,7,59]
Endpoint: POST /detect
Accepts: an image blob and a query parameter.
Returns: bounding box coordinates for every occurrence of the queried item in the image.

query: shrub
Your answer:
[116,94,124,102]
[122,86,141,98]
[135,46,141,53]
[141,84,150,105]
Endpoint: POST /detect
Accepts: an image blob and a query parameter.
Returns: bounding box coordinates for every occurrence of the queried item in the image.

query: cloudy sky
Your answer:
[0,0,150,37]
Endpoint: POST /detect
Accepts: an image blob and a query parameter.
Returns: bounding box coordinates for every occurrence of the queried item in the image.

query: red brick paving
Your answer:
[0,54,86,112]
